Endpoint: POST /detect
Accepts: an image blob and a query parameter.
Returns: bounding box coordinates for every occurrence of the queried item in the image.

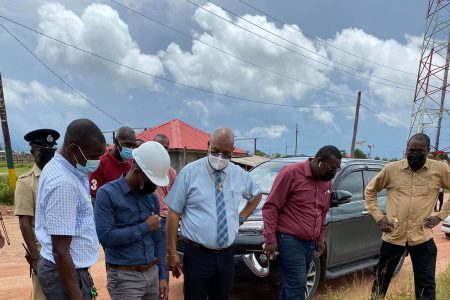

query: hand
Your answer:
[0,233,4,249]
[315,240,325,257]
[167,254,183,279]
[159,279,169,300]
[263,242,278,260]
[377,216,394,233]
[31,257,39,276]
[146,213,161,231]
[423,216,441,229]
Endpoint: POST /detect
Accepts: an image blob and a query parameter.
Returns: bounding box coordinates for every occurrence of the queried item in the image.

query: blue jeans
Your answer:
[277,233,315,300]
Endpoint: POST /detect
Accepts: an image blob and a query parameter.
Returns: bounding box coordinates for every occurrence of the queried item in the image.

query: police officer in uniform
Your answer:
[14,129,60,300]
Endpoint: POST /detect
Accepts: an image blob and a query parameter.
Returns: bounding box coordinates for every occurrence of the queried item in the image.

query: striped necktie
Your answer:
[214,171,229,248]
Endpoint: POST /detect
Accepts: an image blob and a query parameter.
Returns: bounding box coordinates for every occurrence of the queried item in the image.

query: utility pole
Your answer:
[253,138,257,155]
[350,91,362,158]
[295,123,299,156]
[285,146,288,156]
[0,74,16,189]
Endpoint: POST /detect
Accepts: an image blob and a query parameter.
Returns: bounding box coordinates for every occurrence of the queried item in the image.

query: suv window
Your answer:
[338,171,364,201]
[249,161,292,194]
[366,170,387,197]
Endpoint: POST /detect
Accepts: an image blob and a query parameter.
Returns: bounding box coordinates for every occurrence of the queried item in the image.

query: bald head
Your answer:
[153,134,169,149]
[115,126,136,149]
[63,118,105,147]
[209,127,234,157]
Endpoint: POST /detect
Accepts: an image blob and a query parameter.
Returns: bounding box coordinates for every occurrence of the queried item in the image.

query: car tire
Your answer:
[392,251,406,277]
[305,256,321,300]
[446,233,450,238]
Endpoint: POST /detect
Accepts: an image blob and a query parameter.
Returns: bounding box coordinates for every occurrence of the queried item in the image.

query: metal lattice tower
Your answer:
[409,0,450,154]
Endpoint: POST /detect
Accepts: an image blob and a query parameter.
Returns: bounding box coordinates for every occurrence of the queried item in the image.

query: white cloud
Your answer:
[248,125,288,139]
[299,105,335,125]
[184,99,209,126]
[35,3,164,90]
[3,78,88,110]
[159,3,332,103]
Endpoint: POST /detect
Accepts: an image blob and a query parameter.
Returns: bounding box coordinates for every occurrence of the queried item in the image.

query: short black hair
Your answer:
[315,145,342,160]
[409,133,430,149]
[63,118,105,146]
[153,133,169,141]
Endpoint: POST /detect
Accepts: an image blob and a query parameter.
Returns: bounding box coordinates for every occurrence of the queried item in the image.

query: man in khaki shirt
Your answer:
[14,129,59,300]
[365,133,450,300]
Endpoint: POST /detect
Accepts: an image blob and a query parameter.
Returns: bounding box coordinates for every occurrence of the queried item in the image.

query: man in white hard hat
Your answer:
[94,141,170,300]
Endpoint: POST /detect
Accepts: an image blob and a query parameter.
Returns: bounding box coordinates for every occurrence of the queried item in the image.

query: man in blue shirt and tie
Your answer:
[94,141,171,300]
[166,127,262,300]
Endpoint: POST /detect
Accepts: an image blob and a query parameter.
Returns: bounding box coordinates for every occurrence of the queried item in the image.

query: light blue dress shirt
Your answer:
[165,157,261,249]
[35,152,99,268]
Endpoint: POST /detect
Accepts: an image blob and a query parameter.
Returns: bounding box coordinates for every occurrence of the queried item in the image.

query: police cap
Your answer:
[24,129,60,148]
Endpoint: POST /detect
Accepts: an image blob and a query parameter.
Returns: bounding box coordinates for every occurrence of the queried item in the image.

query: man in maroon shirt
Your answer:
[153,133,177,286]
[263,146,342,300]
[89,126,137,202]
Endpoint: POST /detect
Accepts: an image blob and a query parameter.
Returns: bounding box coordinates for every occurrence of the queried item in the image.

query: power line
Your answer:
[0,23,125,126]
[110,0,354,99]
[0,15,355,110]
[360,103,409,130]
[239,0,417,77]
[183,0,415,91]
[207,0,414,88]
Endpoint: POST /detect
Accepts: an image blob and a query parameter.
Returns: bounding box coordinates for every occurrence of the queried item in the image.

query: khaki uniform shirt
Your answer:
[365,159,450,246]
[14,164,41,244]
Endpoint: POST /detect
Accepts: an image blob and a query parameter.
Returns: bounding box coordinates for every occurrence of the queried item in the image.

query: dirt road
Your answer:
[1,210,449,300]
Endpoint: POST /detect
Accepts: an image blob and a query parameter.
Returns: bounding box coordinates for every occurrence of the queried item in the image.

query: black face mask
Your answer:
[319,173,335,182]
[36,151,55,169]
[137,176,157,195]
[407,153,427,171]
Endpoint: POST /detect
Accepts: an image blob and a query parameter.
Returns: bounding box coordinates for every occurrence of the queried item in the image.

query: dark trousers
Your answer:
[371,239,437,300]
[37,256,95,300]
[183,242,235,300]
[277,233,315,300]
[435,191,444,211]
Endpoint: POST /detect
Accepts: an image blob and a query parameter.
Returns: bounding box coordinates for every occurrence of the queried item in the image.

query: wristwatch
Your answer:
[239,215,246,226]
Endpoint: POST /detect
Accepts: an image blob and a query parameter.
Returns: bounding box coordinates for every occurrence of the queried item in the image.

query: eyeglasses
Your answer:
[210,151,232,160]
[322,161,341,173]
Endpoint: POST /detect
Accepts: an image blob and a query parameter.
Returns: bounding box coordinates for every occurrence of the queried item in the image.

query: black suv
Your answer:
[177,157,406,299]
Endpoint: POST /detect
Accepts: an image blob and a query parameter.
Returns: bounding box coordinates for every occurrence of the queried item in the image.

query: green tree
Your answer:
[374,156,381,160]
[340,149,347,157]
[273,153,282,158]
[255,150,267,157]
[353,148,367,159]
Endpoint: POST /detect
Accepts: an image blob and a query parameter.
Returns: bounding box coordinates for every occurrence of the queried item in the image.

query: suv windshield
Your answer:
[249,161,292,194]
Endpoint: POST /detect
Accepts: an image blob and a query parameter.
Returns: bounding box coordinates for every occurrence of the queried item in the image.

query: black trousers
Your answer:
[371,239,437,300]
[435,191,444,211]
[183,242,235,300]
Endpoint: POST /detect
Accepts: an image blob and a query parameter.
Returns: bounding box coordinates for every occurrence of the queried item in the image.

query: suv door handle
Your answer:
[361,210,370,216]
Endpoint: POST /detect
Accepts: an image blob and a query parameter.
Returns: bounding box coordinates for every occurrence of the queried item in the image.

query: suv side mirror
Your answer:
[331,190,352,207]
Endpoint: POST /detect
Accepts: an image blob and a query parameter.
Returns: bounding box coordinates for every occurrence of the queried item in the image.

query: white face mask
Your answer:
[208,153,229,171]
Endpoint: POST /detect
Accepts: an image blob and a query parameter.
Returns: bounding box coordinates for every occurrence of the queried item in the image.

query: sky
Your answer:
[0,0,441,158]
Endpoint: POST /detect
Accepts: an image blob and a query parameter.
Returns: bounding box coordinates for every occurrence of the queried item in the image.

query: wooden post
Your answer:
[0,74,16,189]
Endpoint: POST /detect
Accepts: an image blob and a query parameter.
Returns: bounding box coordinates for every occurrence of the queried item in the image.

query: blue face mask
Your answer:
[74,145,100,174]
[118,141,134,160]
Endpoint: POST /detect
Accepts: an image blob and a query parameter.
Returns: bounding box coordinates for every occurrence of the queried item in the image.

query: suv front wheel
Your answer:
[306,256,321,299]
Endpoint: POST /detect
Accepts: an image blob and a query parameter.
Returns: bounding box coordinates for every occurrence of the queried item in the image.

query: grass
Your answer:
[322,265,450,299]
[0,163,34,205]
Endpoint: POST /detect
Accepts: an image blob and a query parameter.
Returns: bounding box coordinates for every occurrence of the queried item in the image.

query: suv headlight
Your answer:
[239,220,264,234]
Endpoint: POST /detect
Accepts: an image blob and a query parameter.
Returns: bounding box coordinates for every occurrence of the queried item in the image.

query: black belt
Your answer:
[181,237,233,254]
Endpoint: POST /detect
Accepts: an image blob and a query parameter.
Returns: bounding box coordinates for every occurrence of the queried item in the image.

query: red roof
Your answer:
[136,119,247,155]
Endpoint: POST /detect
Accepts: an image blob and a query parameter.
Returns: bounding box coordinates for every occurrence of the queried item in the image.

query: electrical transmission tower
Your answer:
[409,0,450,155]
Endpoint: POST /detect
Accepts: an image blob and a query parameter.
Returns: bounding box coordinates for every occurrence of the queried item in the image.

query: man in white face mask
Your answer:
[166,127,263,300]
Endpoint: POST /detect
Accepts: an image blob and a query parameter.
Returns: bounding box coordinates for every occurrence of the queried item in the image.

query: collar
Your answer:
[305,158,314,178]
[32,164,41,177]
[400,158,430,171]
[55,152,87,180]
[118,174,132,195]
[205,156,229,175]
[106,150,126,165]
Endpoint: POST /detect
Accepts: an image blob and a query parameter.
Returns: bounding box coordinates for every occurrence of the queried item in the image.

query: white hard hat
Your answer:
[132,141,170,186]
